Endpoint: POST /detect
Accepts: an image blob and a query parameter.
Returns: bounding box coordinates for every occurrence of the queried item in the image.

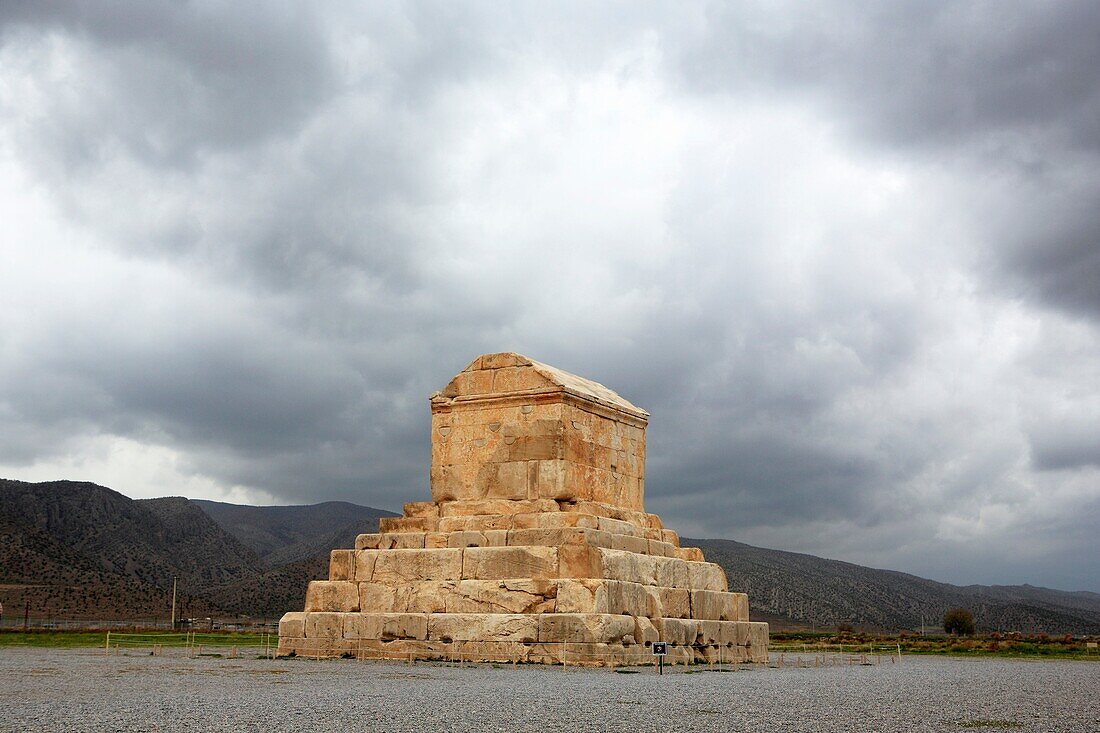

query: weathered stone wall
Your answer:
[279,352,769,666]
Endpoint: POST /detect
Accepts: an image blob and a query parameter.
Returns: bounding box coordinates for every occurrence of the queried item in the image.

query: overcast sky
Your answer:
[2,2,1098,591]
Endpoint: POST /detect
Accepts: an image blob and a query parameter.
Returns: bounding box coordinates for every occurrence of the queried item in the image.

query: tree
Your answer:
[943,608,976,636]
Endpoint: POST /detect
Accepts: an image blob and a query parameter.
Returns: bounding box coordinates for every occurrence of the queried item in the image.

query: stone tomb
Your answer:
[278,353,769,665]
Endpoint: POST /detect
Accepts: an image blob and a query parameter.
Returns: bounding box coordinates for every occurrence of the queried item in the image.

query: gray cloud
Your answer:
[1,2,1098,591]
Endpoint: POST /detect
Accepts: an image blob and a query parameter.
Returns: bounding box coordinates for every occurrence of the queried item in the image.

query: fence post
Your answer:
[105,631,110,656]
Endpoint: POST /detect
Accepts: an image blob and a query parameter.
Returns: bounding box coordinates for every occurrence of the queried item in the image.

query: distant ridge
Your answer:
[192,499,397,567]
[2,478,1097,632]
[0,479,391,621]
[689,537,1100,634]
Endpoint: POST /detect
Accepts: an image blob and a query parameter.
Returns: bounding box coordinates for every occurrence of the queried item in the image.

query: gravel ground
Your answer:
[0,647,1096,733]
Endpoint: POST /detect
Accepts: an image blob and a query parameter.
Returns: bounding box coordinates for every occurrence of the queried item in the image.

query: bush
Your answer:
[944,608,976,636]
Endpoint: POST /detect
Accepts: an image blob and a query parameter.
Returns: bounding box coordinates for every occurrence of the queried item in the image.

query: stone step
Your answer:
[329,546,727,591]
[279,610,767,655]
[304,576,746,620]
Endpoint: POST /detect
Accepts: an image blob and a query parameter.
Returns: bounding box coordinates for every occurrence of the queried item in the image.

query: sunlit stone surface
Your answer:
[279,353,769,665]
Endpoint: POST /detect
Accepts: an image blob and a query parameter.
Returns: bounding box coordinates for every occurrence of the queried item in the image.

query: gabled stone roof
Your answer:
[440,352,649,419]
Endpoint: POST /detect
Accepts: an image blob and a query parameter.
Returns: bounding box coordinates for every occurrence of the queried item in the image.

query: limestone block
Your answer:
[452,640,532,663]
[356,533,427,550]
[554,579,607,613]
[642,585,662,619]
[396,580,457,613]
[438,514,513,532]
[379,613,429,641]
[687,561,728,591]
[655,557,690,589]
[633,616,659,645]
[303,612,345,642]
[276,637,307,657]
[445,530,509,548]
[646,539,676,558]
[506,527,611,548]
[599,548,657,585]
[354,550,378,581]
[440,499,559,517]
[563,462,605,502]
[747,622,769,662]
[675,546,706,562]
[657,587,691,618]
[425,532,449,548]
[598,512,642,537]
[605,580,650,617]
[511,511,599,530]
[500,434,562,463]
[655,618,698,646]
[431,464,477,502]
[305,581,359,612]
[477,352,527,370]
[610,533,649,554]
[484,461,530,500]
[278,612,305,639]
[690,590,738,621]
[733,593,749,621]
[659,529,680,547]
[404,501,439,519]
[535,460,569,499]
[427,613,539,643]
[694,620,722,645]
[568,500,649,527]
[557,545,603,579]
[491,364,547,392]
[717,621,741,645]
[538,613,635,644]
[379,516,429,533]
[344,613,428,640]
[358,583,397,613]
[329,550,354,581]
[447,579,555,614]
[371,549,462,583]
[462,546,557,580]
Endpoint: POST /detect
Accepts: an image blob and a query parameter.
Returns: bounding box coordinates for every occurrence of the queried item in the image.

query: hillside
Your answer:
[0,480,263,620]
[3,479,1098,632]
[690,537,1100,634]
[0,480,389,621]
[192,499,396,567]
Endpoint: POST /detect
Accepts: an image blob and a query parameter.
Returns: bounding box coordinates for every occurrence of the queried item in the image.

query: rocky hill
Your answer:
[192,499,396,567]
[690,537,1100,634]
[0,479,391,622]
[2,479,1098,632]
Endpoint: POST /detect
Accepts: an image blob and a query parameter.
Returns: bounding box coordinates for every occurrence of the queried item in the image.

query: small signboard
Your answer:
[652,641,668,656]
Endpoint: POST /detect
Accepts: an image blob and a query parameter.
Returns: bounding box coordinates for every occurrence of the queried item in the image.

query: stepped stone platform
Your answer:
[278,352,769,665]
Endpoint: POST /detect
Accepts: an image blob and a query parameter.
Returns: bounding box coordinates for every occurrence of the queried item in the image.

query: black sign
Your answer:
[651,642,668,656]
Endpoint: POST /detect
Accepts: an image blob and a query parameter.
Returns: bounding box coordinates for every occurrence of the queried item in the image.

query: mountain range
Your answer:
[2,478,1097,633]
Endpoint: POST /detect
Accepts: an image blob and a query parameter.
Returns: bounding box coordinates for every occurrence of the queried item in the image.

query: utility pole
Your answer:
[170,577,178,630]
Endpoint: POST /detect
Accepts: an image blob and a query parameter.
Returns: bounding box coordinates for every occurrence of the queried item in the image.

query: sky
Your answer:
[1,2,1098,592]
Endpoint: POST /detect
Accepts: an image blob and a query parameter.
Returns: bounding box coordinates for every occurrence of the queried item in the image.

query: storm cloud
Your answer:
[1,2,1098,591]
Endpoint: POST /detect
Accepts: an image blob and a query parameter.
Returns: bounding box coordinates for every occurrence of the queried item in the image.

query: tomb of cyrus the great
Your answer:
[278,352,769,665]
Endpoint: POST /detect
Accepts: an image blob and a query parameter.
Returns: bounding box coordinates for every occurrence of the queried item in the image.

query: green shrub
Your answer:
[943,608,976,636]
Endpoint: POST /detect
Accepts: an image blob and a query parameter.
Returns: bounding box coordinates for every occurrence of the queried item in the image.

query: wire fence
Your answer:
[0,617,278,632]
[103,631,279,658]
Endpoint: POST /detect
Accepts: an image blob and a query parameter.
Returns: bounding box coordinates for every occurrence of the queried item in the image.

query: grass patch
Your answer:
[770,631,1099,660]
[0,629,272,649]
